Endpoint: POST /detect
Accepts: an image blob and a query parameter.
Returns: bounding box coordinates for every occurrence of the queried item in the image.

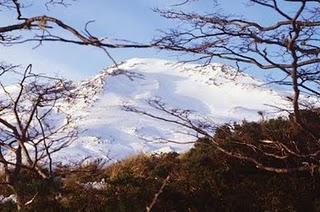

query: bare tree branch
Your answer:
[154,0,320,124]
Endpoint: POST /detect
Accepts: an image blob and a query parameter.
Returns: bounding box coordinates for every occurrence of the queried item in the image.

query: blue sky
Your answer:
[1,0,300,81]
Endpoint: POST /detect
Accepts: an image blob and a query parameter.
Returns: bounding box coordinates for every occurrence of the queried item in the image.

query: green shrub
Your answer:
[1,110,320,211]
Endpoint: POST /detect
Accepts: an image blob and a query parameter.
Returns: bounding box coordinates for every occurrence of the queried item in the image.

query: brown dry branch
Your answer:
[0,0,151,66]
[0,65,78,211]
[146,175,171,212]
[124,98,320,174]
[154,0,320,125]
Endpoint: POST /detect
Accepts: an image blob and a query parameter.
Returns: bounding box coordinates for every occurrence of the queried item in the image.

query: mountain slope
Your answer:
[54,58,290,163]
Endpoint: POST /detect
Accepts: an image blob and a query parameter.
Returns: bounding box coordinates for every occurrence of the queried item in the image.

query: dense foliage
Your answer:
[1,111,320,211]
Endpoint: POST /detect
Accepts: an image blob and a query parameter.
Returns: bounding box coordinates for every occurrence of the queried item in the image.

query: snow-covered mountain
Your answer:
[54,58,290,163]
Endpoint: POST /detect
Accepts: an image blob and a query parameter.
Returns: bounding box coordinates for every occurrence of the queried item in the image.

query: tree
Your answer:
[0,1,152,209]
[0,65,78,210]
[124,98,320,174]
[0,0,149,67]
[154,0,320,125]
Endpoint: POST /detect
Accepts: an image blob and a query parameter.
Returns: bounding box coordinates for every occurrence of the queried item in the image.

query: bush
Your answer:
[1,110,320,211]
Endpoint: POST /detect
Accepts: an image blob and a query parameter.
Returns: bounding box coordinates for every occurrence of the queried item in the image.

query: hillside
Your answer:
[54,58,290,163]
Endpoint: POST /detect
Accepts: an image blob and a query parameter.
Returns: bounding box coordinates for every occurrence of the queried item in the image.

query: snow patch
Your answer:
[51,58,290,163]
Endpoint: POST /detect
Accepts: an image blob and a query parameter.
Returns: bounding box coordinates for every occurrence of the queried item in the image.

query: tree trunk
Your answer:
[292,71,302,125]
[16,197,24,212]
[8,184,24,212]
[289,34,302,125]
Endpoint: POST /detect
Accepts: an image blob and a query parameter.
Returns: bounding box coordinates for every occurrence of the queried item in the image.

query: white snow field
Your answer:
[51,58,290,163]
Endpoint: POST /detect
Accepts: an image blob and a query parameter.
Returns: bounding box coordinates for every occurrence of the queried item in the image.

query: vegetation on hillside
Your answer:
[1,110,320,211]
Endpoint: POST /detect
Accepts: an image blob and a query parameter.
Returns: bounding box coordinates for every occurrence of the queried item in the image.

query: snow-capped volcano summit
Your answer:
[54,58,289,163]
